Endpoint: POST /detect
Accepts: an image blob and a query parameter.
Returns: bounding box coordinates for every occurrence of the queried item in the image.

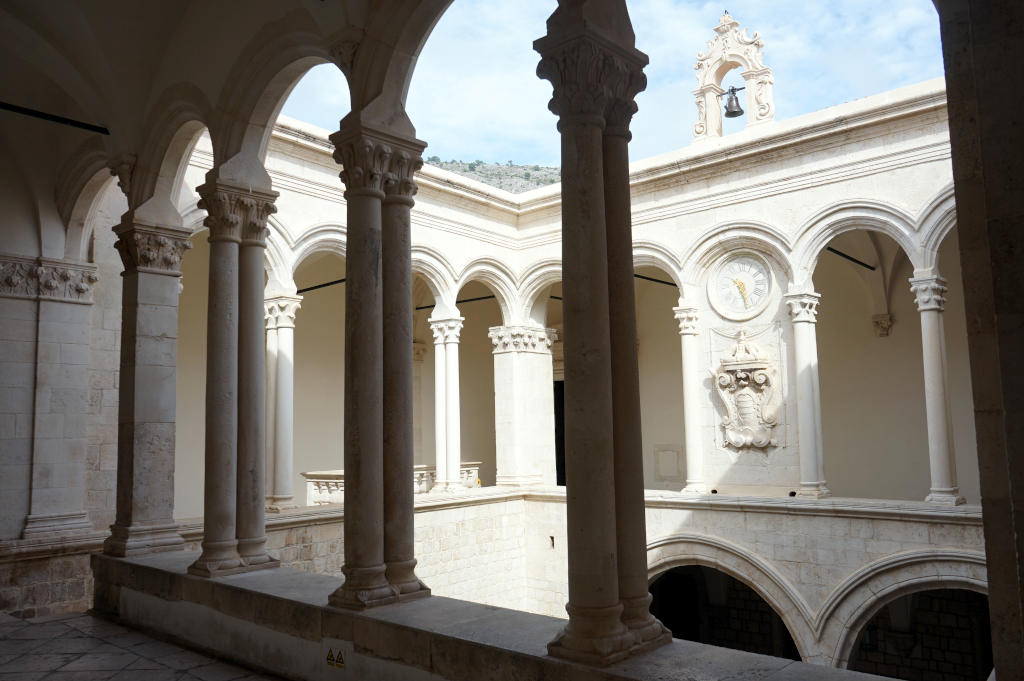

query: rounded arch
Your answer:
[816,549,988,668]
[264,215,296,296]
[792,201,922,287]
[411,244,458,315]
[291,224,348,275]
[917,184,958,272]
[680,221,795,293]
[633,239,684,290]
[456,258,517,326]
[518,259,562,327]
[61,164,117,262]
[647,533,815,660]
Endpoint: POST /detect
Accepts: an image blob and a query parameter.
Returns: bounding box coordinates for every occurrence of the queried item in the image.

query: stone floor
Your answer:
[0,612,285,680]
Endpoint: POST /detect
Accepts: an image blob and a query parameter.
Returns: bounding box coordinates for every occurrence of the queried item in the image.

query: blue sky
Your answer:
[279,1,944,166]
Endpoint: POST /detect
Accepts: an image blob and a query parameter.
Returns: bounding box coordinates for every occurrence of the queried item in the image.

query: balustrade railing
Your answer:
[301,463,482,506]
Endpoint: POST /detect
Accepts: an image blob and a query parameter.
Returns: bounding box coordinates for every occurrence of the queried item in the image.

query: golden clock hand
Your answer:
[732,277,750,308]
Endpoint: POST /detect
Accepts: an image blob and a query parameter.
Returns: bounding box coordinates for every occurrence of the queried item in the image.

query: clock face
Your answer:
[709,253,773,320]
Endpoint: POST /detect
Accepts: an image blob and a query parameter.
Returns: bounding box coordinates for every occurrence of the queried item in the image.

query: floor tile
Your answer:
[32,639,102,655]
[154,651,214,671]
[5,626,71,641]
[0,640,47,657]
[189,662,249,681]
[0,655,78,673]
[109,669,181,681]
[0,671,47,680]
[45,672,117,680]
[56,653,137,672]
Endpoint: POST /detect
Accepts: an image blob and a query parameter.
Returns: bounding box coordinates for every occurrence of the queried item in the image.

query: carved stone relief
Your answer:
[0,254,99,304]
[712,327,781,451]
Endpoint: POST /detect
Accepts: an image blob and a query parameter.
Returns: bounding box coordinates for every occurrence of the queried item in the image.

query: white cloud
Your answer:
[279,1,943,165]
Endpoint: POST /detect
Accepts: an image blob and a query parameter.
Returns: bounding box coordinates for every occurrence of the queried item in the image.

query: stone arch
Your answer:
[792,201,922,288]
[633,239,684,299]
[411,245,458,316]
[518,259,562,327]
[917,184,958,272]
[680,220,795,294]
[61,165,117,262]
[647,533,816,661]
[456,258,517,326]
[291,224,348,276]
[264,216,296,296]
[815,549,988,668]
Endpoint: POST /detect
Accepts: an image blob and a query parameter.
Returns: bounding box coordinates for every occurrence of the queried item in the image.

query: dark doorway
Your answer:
[649,565,801,661]
[553,380,565,486]
[848,589,992,681]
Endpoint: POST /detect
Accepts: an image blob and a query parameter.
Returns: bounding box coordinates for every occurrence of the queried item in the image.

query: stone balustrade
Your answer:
[301,463,482,506]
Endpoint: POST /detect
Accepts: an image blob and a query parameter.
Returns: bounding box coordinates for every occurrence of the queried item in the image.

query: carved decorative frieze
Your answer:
[0,253,98,304]
[713,328,780,451]
[197,183,277,244]
[673,306,700,336]
[872,313,894,337]
[429,318,463,345]
[114,225,193,274]
[910,276,947,312]
[488,325,557,355]
[264,296,301,330]
[786,293,820,324]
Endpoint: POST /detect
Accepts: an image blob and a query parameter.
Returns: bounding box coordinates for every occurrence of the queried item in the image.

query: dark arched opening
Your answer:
[649,565,800,660]
[848,589,992,681]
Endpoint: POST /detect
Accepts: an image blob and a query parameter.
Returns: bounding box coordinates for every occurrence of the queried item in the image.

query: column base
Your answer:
[796,483,831,499]
[22,512,93,538]
[620,594,672,649]
[103,522,184,556]
[188,539,243,577]
[385,559,431,602]
[329,565,398,610]
[265,497,298,513]
[547,603,635,667]
[238,537,280,569]
[925,490,966,505]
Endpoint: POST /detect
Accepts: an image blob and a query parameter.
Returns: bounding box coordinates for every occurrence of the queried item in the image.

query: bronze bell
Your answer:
[723,86,745,118]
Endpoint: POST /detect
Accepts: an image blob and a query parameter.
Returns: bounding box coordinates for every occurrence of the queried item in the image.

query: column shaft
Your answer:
[911,276,964,505]
[431,331,447,490]
[604,130,668,647]
[674,307,705,493]
[266,297,300,511]
[265,322,278,502]
[445,331,462,490]
[787,293,830,499]
[382,151,428,598]
[104,224,189,555]
[237,241,274,565]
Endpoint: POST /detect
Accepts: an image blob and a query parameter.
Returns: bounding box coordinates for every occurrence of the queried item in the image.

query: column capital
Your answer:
[264,296,302,330]
[113,221,193,275]
[910,275,948,312]
[488,325,557,355]
[429,317,464,344]
[331,123,426,199]
[197,182,278,245]
[672,305,700,336]
[536,34,648,126]
[785,291,820,324]
[0,254,99,304]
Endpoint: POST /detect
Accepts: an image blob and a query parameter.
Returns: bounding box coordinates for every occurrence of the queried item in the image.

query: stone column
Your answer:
[265,296,301,512]
[786,292,830,499]
[382,145,429,599]
[443,318,463,490]
[328,124,398,609]
[237,194,278,567]
[412,342,427,464]
[910,275,965,505]
[265,314,278,501]
[674,306,706,493]
[488,325,558,486]
[429,322,448,491]
[189,182,277,577]
[103,224,189,554]
[605,86,670,650]
[536,27,635,665]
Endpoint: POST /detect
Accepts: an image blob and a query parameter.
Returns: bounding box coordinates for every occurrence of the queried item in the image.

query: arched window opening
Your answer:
[649,565,801,661]
[848,589,992,681]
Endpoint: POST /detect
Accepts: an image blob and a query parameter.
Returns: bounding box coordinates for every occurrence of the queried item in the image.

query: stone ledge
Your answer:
[92,551,884,681]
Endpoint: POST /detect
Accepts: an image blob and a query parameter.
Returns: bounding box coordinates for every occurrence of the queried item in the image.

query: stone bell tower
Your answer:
[693,12,775,140]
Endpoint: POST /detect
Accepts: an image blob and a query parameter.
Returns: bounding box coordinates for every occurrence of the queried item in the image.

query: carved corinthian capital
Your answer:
[197,182,278,245]
[264,296,302,330]
[429,317,464,344]
[330,131,392,196]
[910,275,947,312]
[113,222,193,274]
[673,305,700,336]
[535,38,627,121]
[488,325,558,355]
[785,292,820,324]
[384,149,425,202]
